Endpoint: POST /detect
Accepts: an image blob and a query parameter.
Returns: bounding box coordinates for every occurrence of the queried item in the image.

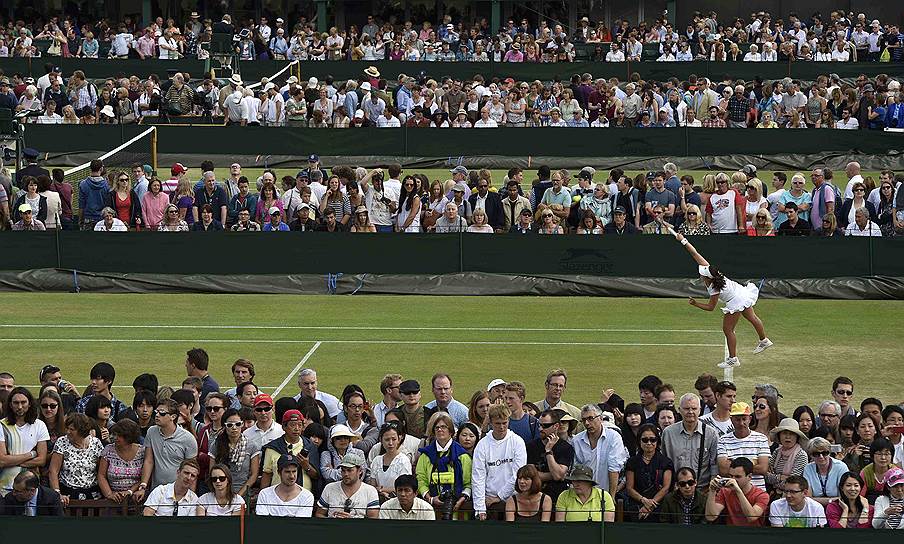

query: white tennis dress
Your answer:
[707,277,760,315]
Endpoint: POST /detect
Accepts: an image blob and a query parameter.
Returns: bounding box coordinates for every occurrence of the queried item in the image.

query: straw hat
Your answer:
[769,418,809,443]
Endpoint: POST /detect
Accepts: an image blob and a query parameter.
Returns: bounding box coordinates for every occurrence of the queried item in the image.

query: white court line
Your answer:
[272,341,321,398]
[0,324,720,334]
[0,338,722,347]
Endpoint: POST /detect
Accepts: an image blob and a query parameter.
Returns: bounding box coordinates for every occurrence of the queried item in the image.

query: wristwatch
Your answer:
[138,482,148,490]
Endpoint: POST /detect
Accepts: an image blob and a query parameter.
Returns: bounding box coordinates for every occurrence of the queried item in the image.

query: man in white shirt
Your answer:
[110,27,135,58]
[316,452,380,518]
[157,29,178,59]
[293,368,341,418]
[605,43,625,62]
[845,208,882,236]
[474,109,498,127]
[836,108,859,129]
[572,404,626,498]
[142,460,199,516]
[379,474,435,520]
[256,455,315,517]
[472,404,527,520]
[769,475,827,527]
[257,17,272,43]
[701,380,736,436]
[843,161,864,200]
[831,40,851,61]
[373,374,402,427]
[376,108,401,127]
[243,393,284,445]
[0,387,49,493]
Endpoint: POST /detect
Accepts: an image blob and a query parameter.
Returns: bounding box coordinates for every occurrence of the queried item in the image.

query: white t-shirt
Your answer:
[256,484,314,517]
[317,481,380,518]
[242,421,283,445]
[769,497,827,527]
[145,483,198,516]
[196,492,246,516]
[766,189,786,220]
[376,115,401,127]
[0,420,50,454]
[700,412,734,437]
[707,190,743,233]
[369,453,412,490]
[158,37,177,59]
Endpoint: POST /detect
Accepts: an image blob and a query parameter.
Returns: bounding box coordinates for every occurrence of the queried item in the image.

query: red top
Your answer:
[114,192,131,224]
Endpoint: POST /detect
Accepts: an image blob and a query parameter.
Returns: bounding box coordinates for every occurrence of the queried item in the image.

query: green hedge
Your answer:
[1,232,900,279]
[24,125,904,159]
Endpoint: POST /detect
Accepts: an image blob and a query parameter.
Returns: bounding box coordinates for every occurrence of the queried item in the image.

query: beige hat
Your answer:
[769,417,809,443]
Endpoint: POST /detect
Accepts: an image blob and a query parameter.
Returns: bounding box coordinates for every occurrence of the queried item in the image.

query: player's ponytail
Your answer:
[709,267,726,291]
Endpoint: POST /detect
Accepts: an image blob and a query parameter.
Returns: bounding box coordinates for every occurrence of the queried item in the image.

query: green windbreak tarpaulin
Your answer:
[3,57,901,83]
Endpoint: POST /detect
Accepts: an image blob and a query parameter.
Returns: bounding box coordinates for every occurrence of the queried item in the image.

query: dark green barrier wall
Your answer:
[1,516,903,544]
[3,57,900,83]
[24,125,903,158]
[0,232,900,279]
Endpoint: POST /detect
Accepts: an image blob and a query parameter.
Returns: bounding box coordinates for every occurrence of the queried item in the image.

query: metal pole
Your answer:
[151,127,158,171]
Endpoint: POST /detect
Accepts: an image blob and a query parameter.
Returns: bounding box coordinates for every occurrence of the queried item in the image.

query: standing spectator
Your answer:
[185,347,219,405]
[98,419,147,503]
[0,388,49,494]
[243,393,283,446]
[766,418,809,495]
[662,393,719,491]
[573,403,627,498]
[472,404,527,520]
[424,373,468,428]
[213,409,260,496]
[75,362,128,419]
[141,398,198,491]
[526,409,574,503]
[705,173,746,234]
[415,412,471,517]
[78,159,110,229]
[716,402,770,490]
[534,369,582,424]
[504,382,539,443]
[47,412,103,505]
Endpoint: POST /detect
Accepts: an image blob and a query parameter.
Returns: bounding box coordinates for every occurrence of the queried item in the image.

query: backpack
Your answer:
[812,182,842,221]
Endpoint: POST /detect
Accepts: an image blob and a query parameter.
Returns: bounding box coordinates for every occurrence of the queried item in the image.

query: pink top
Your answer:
[825,501,873,528]
[141,192,170,229]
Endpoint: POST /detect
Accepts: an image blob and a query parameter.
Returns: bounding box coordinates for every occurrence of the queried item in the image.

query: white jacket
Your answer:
[471,429,527,514]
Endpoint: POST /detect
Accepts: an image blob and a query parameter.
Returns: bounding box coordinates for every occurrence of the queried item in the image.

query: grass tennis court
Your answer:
[0,293,897,411]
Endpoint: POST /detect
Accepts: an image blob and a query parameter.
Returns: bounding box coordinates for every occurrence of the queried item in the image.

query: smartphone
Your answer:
[887,425,904,435]
[829,444,843,454]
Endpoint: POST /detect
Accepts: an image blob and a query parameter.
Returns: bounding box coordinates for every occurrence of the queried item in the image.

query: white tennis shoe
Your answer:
[753,338,773,354]
[717,357,740,369]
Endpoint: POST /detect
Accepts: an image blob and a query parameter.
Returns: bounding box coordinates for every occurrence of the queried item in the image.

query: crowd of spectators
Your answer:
[2,154,902,237]
[4,58,903,130]
[2,9,903,64]
[2,358,904,527]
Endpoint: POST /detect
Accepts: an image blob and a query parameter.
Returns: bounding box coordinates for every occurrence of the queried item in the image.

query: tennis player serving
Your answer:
[671,226,772,368]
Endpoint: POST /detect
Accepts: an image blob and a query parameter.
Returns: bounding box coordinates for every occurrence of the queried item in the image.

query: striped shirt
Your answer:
[717,430,770,490]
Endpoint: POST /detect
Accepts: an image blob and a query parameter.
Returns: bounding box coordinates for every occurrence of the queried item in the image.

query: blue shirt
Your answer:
[424,398,468,428]
[803,458,848,498]
[508,413,539,443]
[572,428,628,489]
[26,489,38,516]
[263,222,290,231]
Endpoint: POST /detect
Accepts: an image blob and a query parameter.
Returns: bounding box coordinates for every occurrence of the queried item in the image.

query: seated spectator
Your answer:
[380,474,435,520]
[320,424,365,484]
[0,471,64,516]
[47,413,104,504]
[860,438,898,503]
[554,465,615,522]
[777,202,812,235]
[660,467,706,524]
[845,207,882,236]
[142,459,199,516]
[97,419,146,503]
[872,467,904,529]
[256,454,315,517]
[769,474,827,527]
[766,418,809,496]
[705,457,769,526]
[367,422,412,502]
[826,472,874,528]
[504,464,552,521]
[316,451,379,518]
[195,464,245,516]
[415,412,472,518]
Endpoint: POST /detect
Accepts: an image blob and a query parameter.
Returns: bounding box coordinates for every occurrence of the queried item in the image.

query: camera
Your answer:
[373,171,384,182]
[438,489,460,520]
[829,444,843,454]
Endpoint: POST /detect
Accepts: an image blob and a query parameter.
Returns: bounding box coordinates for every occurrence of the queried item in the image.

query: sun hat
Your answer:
[769,418,808,442]
[330,424,359,441]
[566,464,596,485]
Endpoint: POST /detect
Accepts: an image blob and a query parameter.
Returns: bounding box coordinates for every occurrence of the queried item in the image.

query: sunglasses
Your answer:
[687,212,697,216]
[676,479,696,488]
[210,475,228,483]
[543,214,554,218]
[540,421,558,429]
[813,451,831,457]
[206,405,224,412]
[255,405,272,413]
[41,403,58,410]
[224,421,242,429]
[640,437,658,444]
[754,403,768,410]
[155,409,174,417]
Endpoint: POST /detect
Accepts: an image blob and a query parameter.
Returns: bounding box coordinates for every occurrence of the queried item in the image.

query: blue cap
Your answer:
[296,170,309,179]
[308,154,319,163]
[23,148,39,159]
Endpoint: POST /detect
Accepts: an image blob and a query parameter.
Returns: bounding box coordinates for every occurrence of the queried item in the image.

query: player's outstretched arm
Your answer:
[671,228,709,267]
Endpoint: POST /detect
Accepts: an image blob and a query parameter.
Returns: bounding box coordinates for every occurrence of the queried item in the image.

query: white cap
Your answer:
[268,206,281,216]
[360,82,371,91]
[307,76,318,88]
[354,109,364,119]
[698,265,713,278]
[264,82,276,91]
[487,378,506,391]
[287,75,298,84]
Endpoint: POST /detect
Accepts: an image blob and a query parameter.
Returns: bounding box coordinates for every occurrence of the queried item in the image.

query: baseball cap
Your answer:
[338,451,366,468]
[296,170,309,179]
[729,402,752,416]
[277,454,301,471]
[253,393,273,406]
[171,163,188,176]
[520,208,533,216]
[452,182,469,193]
[268,206,281,216]
[614,206,626,214]
[18,203,32,213]
[399,379,420,394]
[308,154,320,163]
[884,467,904,487]
[487,379,507,391]
[741,164,757,176]
[450,165,468,176]
[282,409,304,424]
[576,167,596,180]
[142,164,154,175]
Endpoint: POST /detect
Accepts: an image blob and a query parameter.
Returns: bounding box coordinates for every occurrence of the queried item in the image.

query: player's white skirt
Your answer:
[721,282,760,315]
